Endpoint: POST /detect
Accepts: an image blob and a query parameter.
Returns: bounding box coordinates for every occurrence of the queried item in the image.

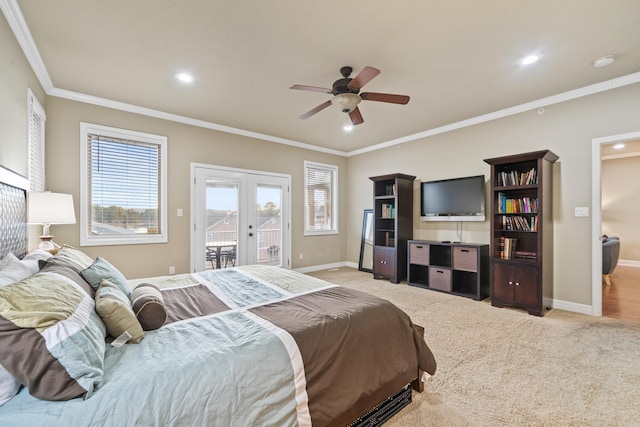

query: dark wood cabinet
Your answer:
[370,173,415,284]
[407,240,489,300]
[491,262,540,314]
[484,150,558,316]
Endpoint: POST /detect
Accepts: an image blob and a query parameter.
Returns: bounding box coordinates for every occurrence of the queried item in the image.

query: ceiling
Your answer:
[8,0,640,155]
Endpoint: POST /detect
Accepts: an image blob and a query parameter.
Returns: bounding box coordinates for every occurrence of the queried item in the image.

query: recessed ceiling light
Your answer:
[175,72,194,83]
[593,55,615,68]
[613,143,625,149]
[521,55,539,65]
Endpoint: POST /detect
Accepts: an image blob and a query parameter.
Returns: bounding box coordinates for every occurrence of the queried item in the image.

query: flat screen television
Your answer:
[420,175,486,222]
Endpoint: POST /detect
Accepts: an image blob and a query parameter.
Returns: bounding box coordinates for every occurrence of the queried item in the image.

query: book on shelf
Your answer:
[497,237,516,259]
[381,203,395,218]
[497,167,537,187]
[497,193,538,214]
[382,183,396,195]
[515,250,537,260]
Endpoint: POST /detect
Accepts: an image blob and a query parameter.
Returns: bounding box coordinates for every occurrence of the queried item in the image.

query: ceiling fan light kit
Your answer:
[290,65,410,126]
[331,93,361,113]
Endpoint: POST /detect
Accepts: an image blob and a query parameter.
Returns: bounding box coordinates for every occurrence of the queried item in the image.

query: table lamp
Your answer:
[27,192,76,254]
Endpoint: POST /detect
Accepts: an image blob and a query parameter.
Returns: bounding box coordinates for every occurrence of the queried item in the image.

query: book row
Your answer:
[497,193,538,214]
[496,236,537,260]
[500,215,538,232]
[496,167,537,187]
[380,203,395,218]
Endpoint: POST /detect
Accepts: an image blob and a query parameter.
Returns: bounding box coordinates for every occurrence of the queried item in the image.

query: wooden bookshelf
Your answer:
[484,150,558,316]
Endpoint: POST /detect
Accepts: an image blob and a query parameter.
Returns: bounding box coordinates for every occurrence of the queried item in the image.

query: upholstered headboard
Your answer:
[0,166,29,259]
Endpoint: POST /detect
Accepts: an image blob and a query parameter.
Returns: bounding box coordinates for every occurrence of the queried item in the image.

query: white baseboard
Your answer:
[618,259,640,267]
[549,299,594,316]
[294,261,351,274]
[296,263,599,317]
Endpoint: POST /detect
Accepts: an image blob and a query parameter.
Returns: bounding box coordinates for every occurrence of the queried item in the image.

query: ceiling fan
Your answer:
[290,66,410,126]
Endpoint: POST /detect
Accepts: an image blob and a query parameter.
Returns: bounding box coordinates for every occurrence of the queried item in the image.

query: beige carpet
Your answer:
[308,267,640,427]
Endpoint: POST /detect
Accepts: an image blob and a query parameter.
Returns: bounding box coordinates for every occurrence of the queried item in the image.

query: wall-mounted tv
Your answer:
[420,175,486,222]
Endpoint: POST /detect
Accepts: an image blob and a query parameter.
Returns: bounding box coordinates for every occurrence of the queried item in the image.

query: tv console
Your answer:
[407,240,489,300]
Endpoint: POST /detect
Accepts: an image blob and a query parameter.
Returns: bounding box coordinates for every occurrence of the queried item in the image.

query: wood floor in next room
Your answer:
[602,264,640,323]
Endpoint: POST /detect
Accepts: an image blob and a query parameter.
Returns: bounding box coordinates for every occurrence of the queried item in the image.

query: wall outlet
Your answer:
[169,266,175,275]
[299,253,303,260]
[177,209,183,217]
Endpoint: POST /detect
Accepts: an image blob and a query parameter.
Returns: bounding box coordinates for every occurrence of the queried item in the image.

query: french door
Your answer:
[191,164,290,272]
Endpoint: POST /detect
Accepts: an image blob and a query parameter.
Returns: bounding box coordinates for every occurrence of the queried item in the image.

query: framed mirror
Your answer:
[358,209,374,272]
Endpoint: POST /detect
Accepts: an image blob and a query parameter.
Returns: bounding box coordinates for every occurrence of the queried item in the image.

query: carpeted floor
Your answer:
[307,267,640,427]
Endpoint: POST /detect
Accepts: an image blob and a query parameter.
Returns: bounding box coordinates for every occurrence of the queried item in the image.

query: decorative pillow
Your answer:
[0,263,106,401]
[38,244,94,273]
[131,283,167,331]
[80,257,131,297]
[95,279,144,343]
[0,364,20,406]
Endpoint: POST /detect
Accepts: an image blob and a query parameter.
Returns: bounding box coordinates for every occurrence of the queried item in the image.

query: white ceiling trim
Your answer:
[346,71,640,157]
[4,0,640,159]
[50,87,348,156]
[0,0,53,92]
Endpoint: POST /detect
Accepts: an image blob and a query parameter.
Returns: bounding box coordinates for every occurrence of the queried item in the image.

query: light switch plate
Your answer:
[574,207,589,217]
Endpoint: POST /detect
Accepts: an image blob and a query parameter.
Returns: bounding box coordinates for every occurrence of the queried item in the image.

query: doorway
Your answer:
[591,130,640,316]
[191,163,291,272]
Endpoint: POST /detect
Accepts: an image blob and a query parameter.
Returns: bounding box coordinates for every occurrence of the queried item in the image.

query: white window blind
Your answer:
[80,123,167,246]
[27,89,46,192]
[304,161,338,235]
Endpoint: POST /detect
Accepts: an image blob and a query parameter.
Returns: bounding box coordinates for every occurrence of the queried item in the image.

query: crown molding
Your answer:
[346,71,640,157]
[50,87,348,156]
[0,0,53,92]
[3,0,639,159]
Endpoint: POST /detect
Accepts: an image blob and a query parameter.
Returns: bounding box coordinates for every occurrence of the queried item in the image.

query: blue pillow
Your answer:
[80,257,131,297]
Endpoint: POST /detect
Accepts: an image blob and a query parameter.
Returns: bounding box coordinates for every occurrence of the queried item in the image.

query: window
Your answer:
[80,123,167,246]
[27,89,46,192]
[304,161,338,235]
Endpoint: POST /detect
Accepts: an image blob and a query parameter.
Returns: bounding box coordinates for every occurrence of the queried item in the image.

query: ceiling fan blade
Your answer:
[349,107,364,125]
[290,84,332,94]
[299,100,332,119]
[347,66,381,90]
[360,92,410,105]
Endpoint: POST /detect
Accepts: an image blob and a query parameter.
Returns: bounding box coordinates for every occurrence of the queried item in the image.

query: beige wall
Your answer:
[0,12,46,177]
[602,155,640,261]
[346,83,640,307]
[44,97,347,278]
[1,12,45,245]
[4,10,640,308]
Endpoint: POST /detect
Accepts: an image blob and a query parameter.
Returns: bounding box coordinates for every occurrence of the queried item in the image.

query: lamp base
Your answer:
[37,236,61,255]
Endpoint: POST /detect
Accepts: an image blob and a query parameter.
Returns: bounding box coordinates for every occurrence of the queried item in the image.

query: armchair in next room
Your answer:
[602,235,620,286]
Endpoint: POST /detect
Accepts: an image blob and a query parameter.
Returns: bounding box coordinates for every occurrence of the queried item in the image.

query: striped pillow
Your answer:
[131,283,167,331]
[0,263,106,401]
[95,279,144,344]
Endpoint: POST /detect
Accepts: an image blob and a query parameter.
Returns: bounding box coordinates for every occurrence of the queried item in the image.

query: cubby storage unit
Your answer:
[484,150,558,316]
[407,240,489,300]
[370,173,415,284]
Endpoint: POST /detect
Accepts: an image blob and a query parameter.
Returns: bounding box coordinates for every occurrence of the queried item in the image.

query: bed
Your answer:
[0,168,437,426]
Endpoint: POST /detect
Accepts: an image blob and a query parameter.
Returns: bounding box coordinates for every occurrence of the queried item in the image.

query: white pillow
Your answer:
[22,249,53,273]
[0,255,32,287]
[0,251,52,288]
[0,253,19,271]
[0,364,20,406]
